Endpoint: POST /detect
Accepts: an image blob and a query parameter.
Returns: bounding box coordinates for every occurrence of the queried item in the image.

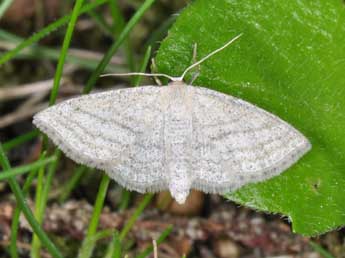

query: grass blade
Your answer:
[103,230,121,258]
[0,144,64,258]
[0,0,107,66]
[310,241,335,258]
[0,0,13,19]
[84,0,156,94]
[119,189,131,211]
[111,232,121,258]
[59,166,88,203]
[41,149,61,206]
[133,46,152,87]
[10,158,43,258]
[2,130,39,152]
[78,174,110,258]
[0,155,56,180]
[88,9,113,36]
[144,15,176,51]
[105,194,154,257]
[49,0,85,106]
[109,0,135,76]
[31,153,47,258]
[108,0,125,35]
[119,193,154,241]
[79,229,114,257]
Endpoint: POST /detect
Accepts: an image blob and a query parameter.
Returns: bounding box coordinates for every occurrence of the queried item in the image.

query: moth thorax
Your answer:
[168,81,186,87]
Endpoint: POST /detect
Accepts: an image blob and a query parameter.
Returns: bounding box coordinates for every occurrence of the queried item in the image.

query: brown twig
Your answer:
[0,41,123,66]
[0,102,48,129]
[18,91,50,112]
[153,239,158,258]
[0,79,61,101]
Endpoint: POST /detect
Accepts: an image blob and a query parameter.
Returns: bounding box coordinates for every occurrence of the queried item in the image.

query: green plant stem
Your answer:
[133,46,152,87]
[0,0,107,66]
[0,28,20,41]
[119,193,154,241]
[59,166,88,203]
[32,150,62,256]
[104,194,153,257]
[41,149,61,206]
[104,231,121,258]
[0,144,64,258]
[78,174,110,258]
[135,225,173,258]
[108,0,135,74]
[49,0,85,105]
[10,158,43,258]
[309,241,335,258]
[31,150,60,258]
[111,232,121,258]
[90,229,114,243]
[108,0,124,34]
[144,15,176,51]
[84,0,156,94]
[88,9,113,36]
[2,130,39,152]
[0,0,13,19]
[86,175,110,236]
[119,189,131,211]
[0,156,56,180]
[78,229,114,258]
[31,153,47,258]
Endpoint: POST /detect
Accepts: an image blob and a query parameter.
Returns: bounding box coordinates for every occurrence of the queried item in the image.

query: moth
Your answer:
[33,34,311,204]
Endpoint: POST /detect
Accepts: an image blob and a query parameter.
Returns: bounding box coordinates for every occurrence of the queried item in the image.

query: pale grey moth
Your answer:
[33,34,311,204]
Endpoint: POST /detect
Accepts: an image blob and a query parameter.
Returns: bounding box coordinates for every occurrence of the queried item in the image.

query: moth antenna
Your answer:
[179,33,243,80]
[100,72,179,81]
[101,33,242,83]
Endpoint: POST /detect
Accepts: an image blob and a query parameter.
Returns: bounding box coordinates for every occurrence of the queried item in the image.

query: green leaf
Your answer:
[155,0,345,235]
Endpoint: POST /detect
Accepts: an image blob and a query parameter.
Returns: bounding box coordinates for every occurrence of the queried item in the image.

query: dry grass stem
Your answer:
[153,239,158,258]
[0,41,123,66]
[0,79,62,101]
[0,102,48,128]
